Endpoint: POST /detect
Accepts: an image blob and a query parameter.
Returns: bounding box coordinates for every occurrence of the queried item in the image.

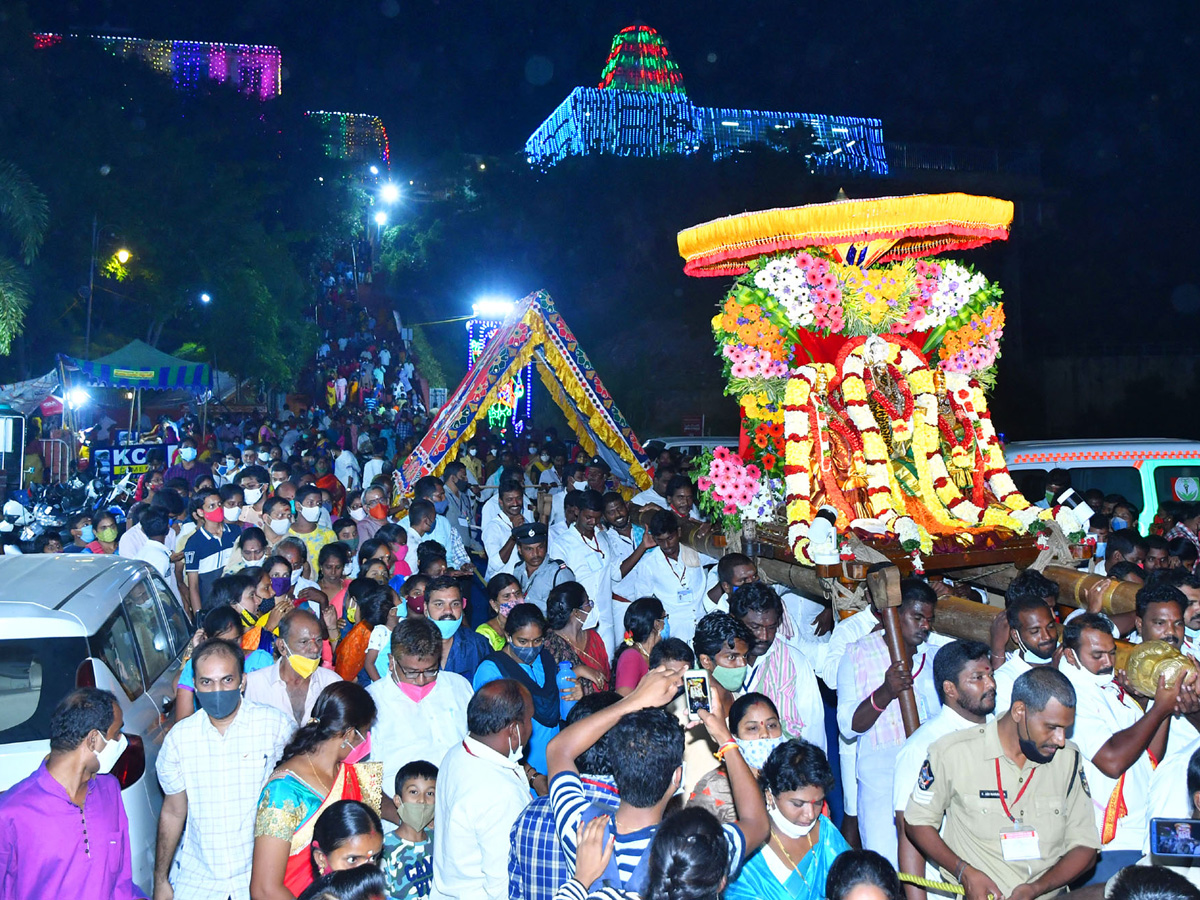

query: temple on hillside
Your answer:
[524,25,887,175]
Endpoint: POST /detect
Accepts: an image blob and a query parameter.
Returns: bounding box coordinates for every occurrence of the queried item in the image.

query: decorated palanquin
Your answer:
[678,193,1046,566]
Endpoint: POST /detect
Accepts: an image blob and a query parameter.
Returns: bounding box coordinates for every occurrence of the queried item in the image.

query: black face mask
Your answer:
[1017,715,1054,764]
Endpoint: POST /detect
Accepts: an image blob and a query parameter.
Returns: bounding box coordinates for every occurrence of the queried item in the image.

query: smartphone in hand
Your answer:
[683,669,711,716]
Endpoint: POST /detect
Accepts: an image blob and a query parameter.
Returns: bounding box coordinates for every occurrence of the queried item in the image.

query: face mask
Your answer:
[712,664,747,692]
[1017,715,1055,764]
[243,487,264,505]
[1044,491,1056,505]
[769,803,817,838]
[659,618,671,641]
[469,448,477,457]
[1095,541,1107,559]
[196,687,241,720]
[80,525,95,543]
[1187,626,1200,644]
[736,735,788,770]
[433,616,462,639]
[1110,517,1128,531]
[1015,632,1056,666]
[578,604,600,630]
[507,724,524,764]
[433,499,449,516]
[282,641,321,679]
[1065,653,1115,690]
[180,447,198,462]
[342,731,371,765]
[349,506,367,521]
[204,507,225,523]
[96,526,118,543]
[300,506,322,523]
[93,732,129,775]
[511,643,541,665]
[223,506,241,523]
[498,599,520,619]
[399,800,435,833]
[573,480,589,491]
[271,478,284,489]
[343,537,359,552]
[227,459,238,469]
[269,518,291,536]
[369,502,388,520]
[397,678,437,702]
[540,454,549,463]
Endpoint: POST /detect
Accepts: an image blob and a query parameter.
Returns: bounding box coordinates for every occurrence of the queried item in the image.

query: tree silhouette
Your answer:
[0,160,48,355]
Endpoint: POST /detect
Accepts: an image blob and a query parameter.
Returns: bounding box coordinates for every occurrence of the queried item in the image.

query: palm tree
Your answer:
[0,160,49,355]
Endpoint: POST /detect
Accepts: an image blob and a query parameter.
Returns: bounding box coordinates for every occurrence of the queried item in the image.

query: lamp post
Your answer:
[85,215,130,359]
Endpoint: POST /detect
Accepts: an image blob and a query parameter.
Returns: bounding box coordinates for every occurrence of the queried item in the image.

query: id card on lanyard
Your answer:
[996,759,1040,862]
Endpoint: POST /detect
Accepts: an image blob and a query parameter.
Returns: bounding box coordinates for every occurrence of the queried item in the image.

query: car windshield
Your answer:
[0,636,90,744]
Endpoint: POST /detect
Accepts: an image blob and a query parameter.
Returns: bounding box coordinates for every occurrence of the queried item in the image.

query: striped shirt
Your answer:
[183,524,239,610]
[549,772,746,890]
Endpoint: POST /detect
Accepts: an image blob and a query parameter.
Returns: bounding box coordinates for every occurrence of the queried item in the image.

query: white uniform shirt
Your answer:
[620,547,710,648]
[430,736,531,900]
[893,706,988,812]
[155,702,294,900]
[335,449,361,491]
[1059,661,1154,851]
[368,670,474,793]
[557,525,619,657]
[482,507,532,580]
[993,652,1051,715]
[818,607,878,690]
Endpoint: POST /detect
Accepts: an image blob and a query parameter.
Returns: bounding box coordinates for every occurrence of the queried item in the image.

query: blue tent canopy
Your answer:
[59,340,212,393]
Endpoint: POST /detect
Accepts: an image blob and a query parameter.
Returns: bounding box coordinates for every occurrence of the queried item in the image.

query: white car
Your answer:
[0,554,191,893]
[643,436,738,462]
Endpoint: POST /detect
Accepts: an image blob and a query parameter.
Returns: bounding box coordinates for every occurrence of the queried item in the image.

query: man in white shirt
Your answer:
[334,445,361,491]
[154,640,294,900]
[430,679,533,900]
[616,509,712,649]
[629,463,677,510]
[1059,611,1185,882]
[482,480,533,580]
[894,640,996,894]
[837,578,941,865]
[368,618,473,794]
[993,596,1061,714]
[134,510,183,605]
[549,464,587,527]
[244,610,342,727]
[361,439,387,488]
[557,491,620,657]
[730,582,826,751]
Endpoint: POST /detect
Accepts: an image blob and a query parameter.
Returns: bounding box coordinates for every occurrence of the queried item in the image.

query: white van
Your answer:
[0,554,191,892]
[1004,439,1200,534]
[643,436,739,462]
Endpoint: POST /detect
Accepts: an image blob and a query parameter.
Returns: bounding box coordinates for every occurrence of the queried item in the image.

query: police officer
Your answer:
[904,667,1100,900]
[512,521,575,613]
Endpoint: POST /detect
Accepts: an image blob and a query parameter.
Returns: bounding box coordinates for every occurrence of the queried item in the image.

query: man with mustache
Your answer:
[994,596,1061,715]
[1057,612,1195,884]
[905,667,1100,900]
[894,640,997,900]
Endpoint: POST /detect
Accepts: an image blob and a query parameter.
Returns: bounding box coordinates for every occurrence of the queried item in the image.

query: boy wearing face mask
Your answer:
[183,488,240,616]
[382,762,438,900]
[0,688,140,900]
[165,436,213,490]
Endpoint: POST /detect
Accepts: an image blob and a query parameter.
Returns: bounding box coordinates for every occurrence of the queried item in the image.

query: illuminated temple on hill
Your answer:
[524,25,888,175]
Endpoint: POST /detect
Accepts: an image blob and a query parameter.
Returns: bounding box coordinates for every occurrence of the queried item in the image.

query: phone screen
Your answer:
[1150,818,1200,861]
[683,670,710,715]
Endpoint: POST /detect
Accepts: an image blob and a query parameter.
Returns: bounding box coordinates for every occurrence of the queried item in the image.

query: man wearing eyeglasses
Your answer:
[368,617,474,820]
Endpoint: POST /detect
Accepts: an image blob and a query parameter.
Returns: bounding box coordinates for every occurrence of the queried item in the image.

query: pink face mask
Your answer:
[343,731,371,765]
[397,680,437,703]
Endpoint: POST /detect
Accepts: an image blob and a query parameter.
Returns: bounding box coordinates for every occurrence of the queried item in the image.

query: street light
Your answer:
[86,215,128,358]
[472,297,514,319]
[373,211,388,227]
[369,165,379,176]
[200,292,212,304]
[380,182,401,204]
[115,248,131,264]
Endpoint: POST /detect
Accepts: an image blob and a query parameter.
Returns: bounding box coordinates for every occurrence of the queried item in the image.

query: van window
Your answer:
[122,577,174,686]
[93,608,145,699]
[1153,466,1200,507]
[0,636,90,743]
[147,573,190,657]
[1012,466,1144,511]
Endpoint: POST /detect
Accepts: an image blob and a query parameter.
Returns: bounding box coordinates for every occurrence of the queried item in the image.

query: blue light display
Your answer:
[467,318,533,433]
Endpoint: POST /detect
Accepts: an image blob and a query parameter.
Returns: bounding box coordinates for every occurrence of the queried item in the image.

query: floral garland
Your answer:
[946,374,1029,513]
[839,346,901,525]
[783,374,814,557]
[694,447,771,531]
[865,362,915,444]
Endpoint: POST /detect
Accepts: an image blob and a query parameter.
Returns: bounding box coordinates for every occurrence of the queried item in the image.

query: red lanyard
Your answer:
[995,758,1034,822]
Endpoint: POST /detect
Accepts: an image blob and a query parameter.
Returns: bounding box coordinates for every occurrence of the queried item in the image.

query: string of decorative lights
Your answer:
[304,111,391,164]
[467,318,533,434]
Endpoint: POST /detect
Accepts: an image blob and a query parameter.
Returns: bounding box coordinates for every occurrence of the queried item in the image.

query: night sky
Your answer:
[32,0,1200,330]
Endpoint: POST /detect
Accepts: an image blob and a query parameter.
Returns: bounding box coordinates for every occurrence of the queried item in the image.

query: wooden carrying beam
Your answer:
[866,566,921,737]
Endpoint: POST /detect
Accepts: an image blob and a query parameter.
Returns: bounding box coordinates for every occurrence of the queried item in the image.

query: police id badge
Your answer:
[999,821,1040,862]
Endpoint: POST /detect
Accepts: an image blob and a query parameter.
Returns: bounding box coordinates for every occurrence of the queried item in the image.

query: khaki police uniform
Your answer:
[516,558,576,612]
[904,719,1100,897]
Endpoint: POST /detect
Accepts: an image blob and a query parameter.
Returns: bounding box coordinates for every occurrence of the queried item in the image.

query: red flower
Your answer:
[762,453,778,470]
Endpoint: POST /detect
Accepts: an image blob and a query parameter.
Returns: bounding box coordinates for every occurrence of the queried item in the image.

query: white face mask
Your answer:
[1014,632,1056,666]
[94,732,129,775]
[577,604,600,630]
[507,724,524,764]
[290,568,302,585]
[573,480,589,491]
[736,735,788,770]
[770,802,817,838]
[269,518,291,536]
[1063,653,1115,690]
[223,506,241,523]
[349,506,367,521]
[271,479,284,489]
[300,506,322,523]
[540,454,549,463]
[243,486,264,506]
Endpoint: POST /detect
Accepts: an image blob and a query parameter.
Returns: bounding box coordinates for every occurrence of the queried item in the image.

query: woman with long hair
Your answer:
[251,682,383,899]
[612,597,666,696]
[310,800,384,879]
[543,581,610,694]
[724,739,849,900]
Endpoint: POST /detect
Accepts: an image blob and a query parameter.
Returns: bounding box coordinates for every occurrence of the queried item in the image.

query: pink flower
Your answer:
[826,287,843,305]
[821,273,838,290]
[697,476,713,491]
[722,345,737,360]
[730,361,750,378]
[713,446,730,460]
[806,269,823,286]
[723,503,738,515]
[796,253,814,268]
[745,465,761,480]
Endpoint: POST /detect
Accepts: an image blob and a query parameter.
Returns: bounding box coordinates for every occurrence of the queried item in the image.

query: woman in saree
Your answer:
[334,579,397,684]
[724,738,849,900]
[251,681,383,899]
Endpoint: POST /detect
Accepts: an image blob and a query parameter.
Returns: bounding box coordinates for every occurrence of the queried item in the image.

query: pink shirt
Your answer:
[614,647,649,691]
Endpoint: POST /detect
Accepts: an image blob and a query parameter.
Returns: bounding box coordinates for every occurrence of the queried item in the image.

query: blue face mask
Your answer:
[433,616,462,639]
[1095,541,1107,559]
[80,524,95,543]
[659,618,671,640]
[1110,517,1128,531]
[433,499,449,516]
[510,643,541,665]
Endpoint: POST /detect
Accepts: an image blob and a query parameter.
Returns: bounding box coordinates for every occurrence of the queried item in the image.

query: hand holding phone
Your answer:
[683,669,711,716]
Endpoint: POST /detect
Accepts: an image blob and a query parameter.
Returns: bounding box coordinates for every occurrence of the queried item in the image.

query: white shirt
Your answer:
[629,487,702,520]
[136,540,182,605]
[993,652,1051,714]
[893,707,987,811]
[620,547,710,647]
[818,607,878,690]
[368,670,474,793]
[243,659,343,728]
[1058,661,1154,851]
[335,449,361,490]
[557,525,618,657]
[118,522,147,559]
[482,507,532,580]
[430,736,531,900]
[155,701,294,900]
[362,457,385,487]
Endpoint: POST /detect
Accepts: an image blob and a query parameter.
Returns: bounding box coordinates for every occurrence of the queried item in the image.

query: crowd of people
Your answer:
[10,315,1200,900]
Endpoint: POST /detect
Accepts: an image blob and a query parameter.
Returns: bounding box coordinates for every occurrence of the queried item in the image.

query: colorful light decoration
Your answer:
[467,318,533,435]
[525,25,887,175]
[304,111,391,164]
[33,33,282,100]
